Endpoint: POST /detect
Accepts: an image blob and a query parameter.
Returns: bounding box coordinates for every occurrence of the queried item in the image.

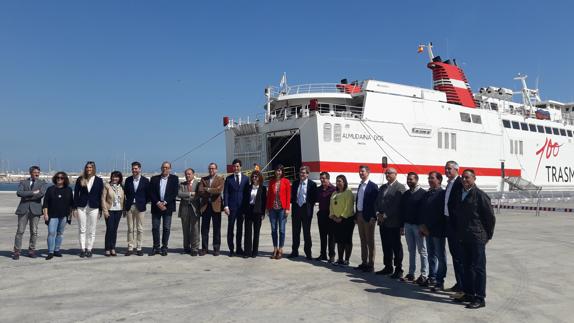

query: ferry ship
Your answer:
[224,43,574,192]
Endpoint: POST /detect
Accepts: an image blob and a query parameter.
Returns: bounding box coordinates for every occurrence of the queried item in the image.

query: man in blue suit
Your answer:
[354,165,380,273]
[223,159,249,256]
[149,161,179,256]
[289,166,319,259]
[123,161,150,256]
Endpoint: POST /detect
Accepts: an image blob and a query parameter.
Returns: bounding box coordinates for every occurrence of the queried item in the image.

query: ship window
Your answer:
[537,125,544,133]
[471,114,482,124]
[334,123,342,142]
[567,130,573,137]
[460,112,471,122]
[510,140,513,154]
[319,104,330,114]
[545,127,552,134]
[552,128,559,135]
[334,105,346,113]
[528,124,537,132]
[520,122,528,131]
[323,123,332,142]
[515,140,518,155]
[444,132,450,149]
[511,121,520,129]
[437,131,442,148]
[560,128,567,136]
[519,140,523,155]
[451,133,457,150]
[490,102,499,111]
[502,120,511,128]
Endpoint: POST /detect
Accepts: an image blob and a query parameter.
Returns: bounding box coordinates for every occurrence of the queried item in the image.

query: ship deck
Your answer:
[1,192,573,322]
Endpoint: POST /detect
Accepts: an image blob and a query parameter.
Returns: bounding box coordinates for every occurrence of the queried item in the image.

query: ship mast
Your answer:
[418,42,435,62]
[514,74,540,114]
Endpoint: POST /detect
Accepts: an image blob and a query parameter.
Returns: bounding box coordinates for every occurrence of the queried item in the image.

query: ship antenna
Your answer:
[418,42,435,61]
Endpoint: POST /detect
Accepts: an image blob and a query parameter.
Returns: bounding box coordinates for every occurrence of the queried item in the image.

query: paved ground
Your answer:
[1,192,573,323]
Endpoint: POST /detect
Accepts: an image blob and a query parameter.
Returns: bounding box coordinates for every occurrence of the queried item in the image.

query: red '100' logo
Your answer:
[535,137,561,179]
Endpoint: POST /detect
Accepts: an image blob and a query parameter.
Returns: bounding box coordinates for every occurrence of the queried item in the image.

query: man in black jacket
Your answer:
[444,160,464,293]
[419,171,446,291]
[289,166,318,259]
[453,169,495,309]
[400,172,427,284]
[149,161,180,256]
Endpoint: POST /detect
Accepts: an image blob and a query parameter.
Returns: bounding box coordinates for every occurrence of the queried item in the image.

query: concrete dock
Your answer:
[0,192,573,323]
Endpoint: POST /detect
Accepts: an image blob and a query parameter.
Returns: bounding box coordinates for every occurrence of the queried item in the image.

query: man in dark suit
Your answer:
[289,166,318,259]
[198,162,225,256]
[223,159,249,256]
[13,166,47,260]
[375,167,407,278]
[149,161,179,256]
[444,160,465,293]
[123,161,150,256]
[453,169,495,309]
[354,165,380,272]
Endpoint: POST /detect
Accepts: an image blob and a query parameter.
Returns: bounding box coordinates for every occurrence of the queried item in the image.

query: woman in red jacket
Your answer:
[266,164,291,259]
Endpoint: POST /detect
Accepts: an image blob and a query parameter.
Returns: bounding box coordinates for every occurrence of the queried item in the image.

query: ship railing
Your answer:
[269,83,363,98]
[316,103,364,119]
[267,102,364,122]
[220,166,297,182]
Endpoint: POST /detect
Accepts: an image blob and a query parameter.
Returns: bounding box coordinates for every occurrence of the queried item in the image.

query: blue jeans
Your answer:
[404,223,428,277]
[268,209,287,248]
[426,236,447,284]
[47,217,67,253]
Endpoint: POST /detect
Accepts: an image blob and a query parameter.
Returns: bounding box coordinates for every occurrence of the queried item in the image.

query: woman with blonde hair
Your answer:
[101,171,125,257]
[73,161,104,258]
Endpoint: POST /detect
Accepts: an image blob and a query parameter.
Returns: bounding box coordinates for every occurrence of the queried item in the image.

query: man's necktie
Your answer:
[298,182,305,207]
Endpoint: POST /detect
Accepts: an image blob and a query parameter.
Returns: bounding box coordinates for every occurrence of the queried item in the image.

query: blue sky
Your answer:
[1,0,573,174]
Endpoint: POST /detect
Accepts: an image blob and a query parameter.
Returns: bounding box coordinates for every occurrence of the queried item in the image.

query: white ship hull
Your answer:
[225,52,574,193]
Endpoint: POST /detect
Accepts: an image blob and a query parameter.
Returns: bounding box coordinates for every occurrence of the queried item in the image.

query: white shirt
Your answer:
[87,176,95,193]
[110,184,122,211]
[132,176,140,203]
[133,176,140,191]
[357,179,370,212]
[250,186,259,205]
[160,176,168,201]
[234,172,242,184]
[444,177,456,216]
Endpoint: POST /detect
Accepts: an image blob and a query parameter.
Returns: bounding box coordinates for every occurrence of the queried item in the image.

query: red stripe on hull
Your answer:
[302,161,521,177]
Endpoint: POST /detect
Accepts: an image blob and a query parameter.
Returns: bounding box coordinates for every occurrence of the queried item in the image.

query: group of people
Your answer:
[351,162,496,309]
[11,159,495,309]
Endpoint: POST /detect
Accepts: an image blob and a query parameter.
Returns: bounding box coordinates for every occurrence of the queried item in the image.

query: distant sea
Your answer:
[0,183,18,191]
